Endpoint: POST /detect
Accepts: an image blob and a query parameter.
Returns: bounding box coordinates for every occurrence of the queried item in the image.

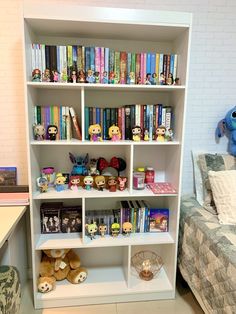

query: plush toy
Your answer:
[216,106,236,156]
[38,249,87,293]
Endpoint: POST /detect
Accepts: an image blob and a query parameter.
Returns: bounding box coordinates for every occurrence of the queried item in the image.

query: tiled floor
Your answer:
[20,275,204,314]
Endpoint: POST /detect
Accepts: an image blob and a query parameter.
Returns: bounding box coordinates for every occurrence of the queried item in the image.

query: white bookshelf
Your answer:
[23,3,192,309]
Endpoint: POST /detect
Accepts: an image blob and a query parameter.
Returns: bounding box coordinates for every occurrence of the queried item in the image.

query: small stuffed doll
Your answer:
[216,106,236,156]
[109,125,121,141]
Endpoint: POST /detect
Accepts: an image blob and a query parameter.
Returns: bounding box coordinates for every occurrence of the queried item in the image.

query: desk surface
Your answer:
[0,206,27,249]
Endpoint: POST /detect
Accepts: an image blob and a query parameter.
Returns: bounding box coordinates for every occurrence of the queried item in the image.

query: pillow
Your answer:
[192,151,204,206]
[198,153,236,214]
[208,170,236,224]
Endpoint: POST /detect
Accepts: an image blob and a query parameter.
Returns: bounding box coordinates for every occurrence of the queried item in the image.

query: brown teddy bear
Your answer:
[38,249,87,293]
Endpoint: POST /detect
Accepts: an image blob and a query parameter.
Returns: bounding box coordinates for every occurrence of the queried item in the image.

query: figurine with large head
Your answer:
[216,106,236,156]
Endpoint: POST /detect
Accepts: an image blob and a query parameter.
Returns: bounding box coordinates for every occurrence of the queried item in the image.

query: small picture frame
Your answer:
[40,202,63,234]
[61,206,82,233]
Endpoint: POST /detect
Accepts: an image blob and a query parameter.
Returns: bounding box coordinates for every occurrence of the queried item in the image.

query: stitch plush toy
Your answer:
[216,106,236,156]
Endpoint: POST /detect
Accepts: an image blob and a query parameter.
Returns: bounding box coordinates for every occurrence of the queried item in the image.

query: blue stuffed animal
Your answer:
[216,106,236,156]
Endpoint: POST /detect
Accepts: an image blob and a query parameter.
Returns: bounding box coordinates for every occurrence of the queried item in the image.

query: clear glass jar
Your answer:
[133,171,145,190]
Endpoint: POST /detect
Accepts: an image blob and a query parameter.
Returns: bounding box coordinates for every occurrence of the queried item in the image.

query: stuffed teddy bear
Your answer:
[216,106,236,156]
[38,249,87,293]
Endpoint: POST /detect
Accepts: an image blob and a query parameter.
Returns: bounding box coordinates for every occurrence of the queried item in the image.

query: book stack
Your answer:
[34,105,81,140]
[85,104,173,141]
[31,44,178,85]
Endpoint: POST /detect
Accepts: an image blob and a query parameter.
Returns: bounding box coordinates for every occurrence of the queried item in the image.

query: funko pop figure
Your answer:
[83,175,94,190]
[36,176,48,193]
[95,175,106,191]
[42,69,51,82]
[32,68,41,82]
[88,124,102,142]
[69,175,80,191]
[54,173,66,192]
[132,126,142,141]
[111,218,120,237]
[107,176,117,192]
[47,125,58,140]
[122,221,132,236]
[156,125,166,142]
[33,124,45,141]
[109,125,121,141]
[98,218,107,237]
[86,69,95,83]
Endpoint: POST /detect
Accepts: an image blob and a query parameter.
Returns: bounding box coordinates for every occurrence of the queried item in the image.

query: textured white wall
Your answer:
[0,0,233,193]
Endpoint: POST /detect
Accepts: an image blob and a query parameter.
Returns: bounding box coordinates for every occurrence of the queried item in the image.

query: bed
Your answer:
[178,195,236,314]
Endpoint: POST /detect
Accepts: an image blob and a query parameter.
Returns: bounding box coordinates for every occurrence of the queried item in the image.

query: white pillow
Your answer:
[208,170,236,225]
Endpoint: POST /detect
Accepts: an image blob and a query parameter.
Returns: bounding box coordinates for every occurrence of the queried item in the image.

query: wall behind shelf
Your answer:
[0,0,231,193]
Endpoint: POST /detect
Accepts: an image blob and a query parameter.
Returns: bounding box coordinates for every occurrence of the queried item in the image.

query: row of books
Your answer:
[86,201,169,235]
[40,202,82,234]
[120,200,169,233]
[34,105,81,140]
[31,43,178,85]
[85,104,173,141]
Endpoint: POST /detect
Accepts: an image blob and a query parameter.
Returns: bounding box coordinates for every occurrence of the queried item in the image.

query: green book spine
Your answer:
[114,51,120,83]
[36,106,41,124]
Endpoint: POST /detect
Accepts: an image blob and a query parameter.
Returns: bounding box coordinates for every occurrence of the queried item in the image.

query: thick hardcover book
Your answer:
[114,51,120,83]
[146,53,151,75]
[67,45,73,80]
[85,107,89,140]
[130,105,135,131]
[124,105,131,140]
[135,53,141,83]
[45,45,50,71]
[100,47,105,83]
[49,45,57,73]
[40,202,63,234]
[149,208,169,232]
[69,107,82,140]
[104,47,109,77]
[106,108,111,139]
[77,46,83,71]
[85,47,91,74]
[90,47,95,73]
[127,52,131,83]
[109,49,115,77]
[158,53,164,83]
[61,206,82,233]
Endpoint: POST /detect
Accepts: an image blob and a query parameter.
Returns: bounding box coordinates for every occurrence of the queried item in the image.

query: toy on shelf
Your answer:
[33,124,45,140]
[71,70,77,83]
[155,125,166,142]
[159,72,165,85]
[42,69,51,82]
[109,125,121,141]
[122,222,132,236]
[152,73,158,85]
[86,69,95,83]
[109,71,115,84]
[117,177,127,191]
[88,158,99,176]
[78,70,86,83]
[86,221,97,240]
[132,126,142,141]
[128,71,135,84]
[83,176,94,190]
[38,249,87,293]
[107,176,117,192]
[94,71,100,83]
[32,68,41,82]
[36,176,48,193]
[102,71,108,84]
[143,129,150,141]
[216,106,236,156]
[174,77,180,85]
[145,73,152,85]
[55,173,66,192]
[166,73,174,85]
[95,175,106,191]
[165,128,174,141]
[88,124,103,142]
[69,152,88,176]
[52,70,59,82]
[47,125,58,141]
[69,175,80,191]
[97,157,126,176]
[41,167,56,186]
[98,219,107,237]
[111,218,120,237]
[61,68,68,83]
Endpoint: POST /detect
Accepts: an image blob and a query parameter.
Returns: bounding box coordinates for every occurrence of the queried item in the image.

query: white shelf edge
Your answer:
[32,188,178,200]
[35,232,175,250]
[27,82,185,91]
[30,139,181,146]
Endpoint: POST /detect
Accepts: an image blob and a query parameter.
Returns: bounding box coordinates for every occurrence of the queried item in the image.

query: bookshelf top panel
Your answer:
[24,5,191,42]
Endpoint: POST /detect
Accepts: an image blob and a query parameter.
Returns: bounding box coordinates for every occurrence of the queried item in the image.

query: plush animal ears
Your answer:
[216,119,226,138]
[69,152,89,164]
[97,157,126,175]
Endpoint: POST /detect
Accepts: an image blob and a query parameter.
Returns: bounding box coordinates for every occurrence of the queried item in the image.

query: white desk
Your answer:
[0,206,28,287]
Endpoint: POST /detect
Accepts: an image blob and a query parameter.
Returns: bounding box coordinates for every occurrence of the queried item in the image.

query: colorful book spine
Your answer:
[161,107,166,127]
[173,54,178,80]
[69,107,82,140]
[90,47,95,73]
[159,53,164,83]
[66,106,72,140]
[165,107,172,130]
[121,107,125,140]
[85,47,90,73]
[127,52,132,84]
[146,53,151,75]
[158,104,163,126]
[150,53,156,82]
[31,44,36,72]
[103,109,107,140]
[72,45,77,67]
[149,104,153,141]
[85,107,89,140]
[140,53,145,84]
[170,54,175,76]
[67,45,73,79]
[120,52,127,84]
[155,53,159,80]
[114,51,120,83]
[135,53,141,84]
[100,47,105,83]
[77,46,83,71]
[104,48,109,83]
[109,49,115,78]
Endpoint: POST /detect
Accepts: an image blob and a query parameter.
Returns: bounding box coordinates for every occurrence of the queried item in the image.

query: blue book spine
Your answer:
[96,107,100,124]
[85,107,89,140]
[149,104,153,141]
[85,47,90,73]
[158,104,163,126]
[159,53,164,76]
[170,54,175,75]
[90,47,95,72]
[72,45,77,63]
[104,48,109,73]
[146,53,151,74]
[103,109,107,140]
[127,52,132,83]
[146,104,150,131]
[150,53,156,76]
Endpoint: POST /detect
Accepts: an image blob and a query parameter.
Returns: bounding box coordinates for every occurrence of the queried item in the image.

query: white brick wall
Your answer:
[0,0,234,193]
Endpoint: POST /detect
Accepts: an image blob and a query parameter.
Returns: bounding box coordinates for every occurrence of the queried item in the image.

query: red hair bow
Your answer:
[97,157,126,175]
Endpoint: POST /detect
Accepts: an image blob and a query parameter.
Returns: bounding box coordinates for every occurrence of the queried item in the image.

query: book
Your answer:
[0,167,17,186]
[69,107,82,140]
[61,206,82,233]
[147,182,177,194]
[149,208,169,232]
[40,202,63,234]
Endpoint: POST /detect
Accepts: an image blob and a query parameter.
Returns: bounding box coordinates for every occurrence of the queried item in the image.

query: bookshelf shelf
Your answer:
[23,3,191,309]
[27,81,185,92]
[35,232,174,250]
